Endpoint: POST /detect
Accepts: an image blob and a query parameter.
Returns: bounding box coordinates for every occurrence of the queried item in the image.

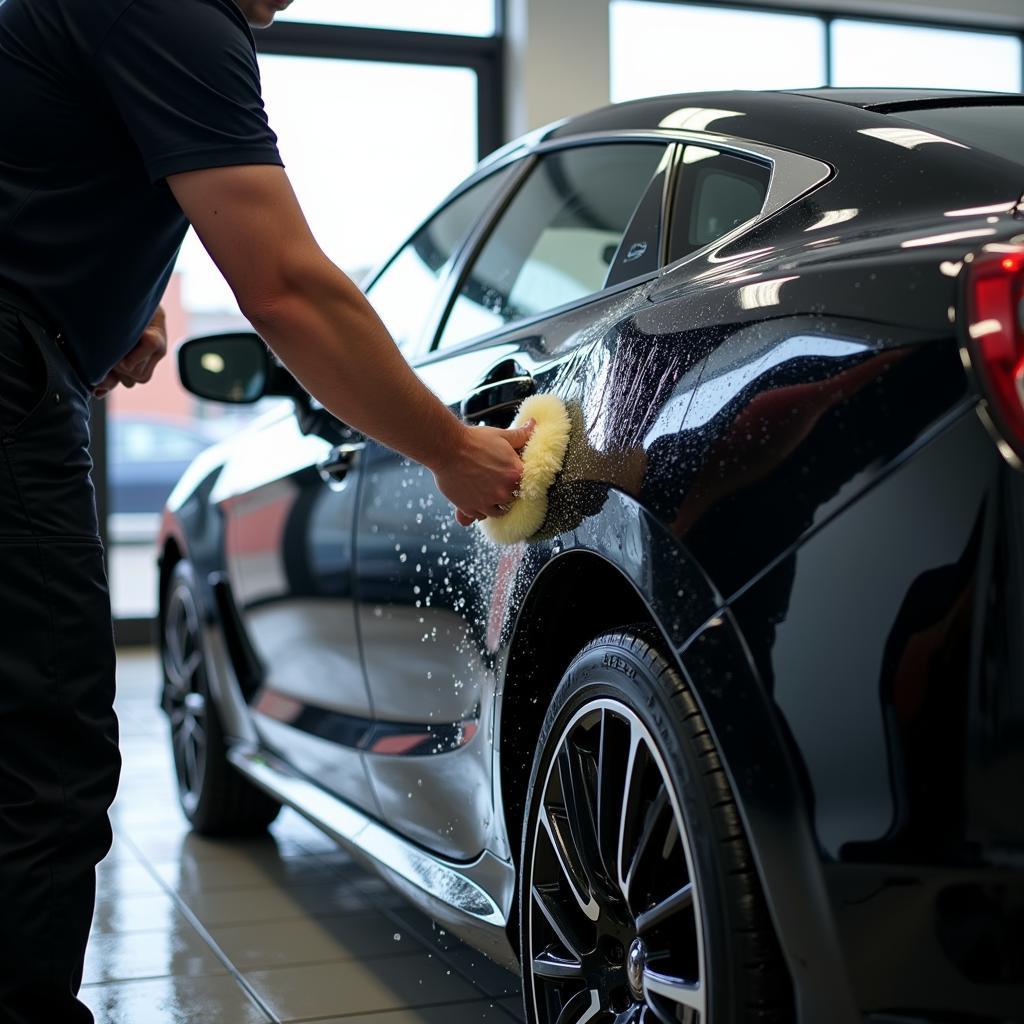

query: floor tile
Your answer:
[95,649,525,1024]
[91,892,186,935]
[95,859,166,898]
[152,852,342,894]
[184,880,371,928]
[245,954,479,1022]
[129,829,303,865]
[83,927,226,984]
[80,973,270,1024]
[211,911,417,969]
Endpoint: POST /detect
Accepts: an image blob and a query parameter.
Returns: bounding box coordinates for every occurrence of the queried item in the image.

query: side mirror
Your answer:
[178,332,301,404]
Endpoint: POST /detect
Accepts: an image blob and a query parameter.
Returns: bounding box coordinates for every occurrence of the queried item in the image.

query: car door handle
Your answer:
[461,375,535,424]
[317,441,365,484]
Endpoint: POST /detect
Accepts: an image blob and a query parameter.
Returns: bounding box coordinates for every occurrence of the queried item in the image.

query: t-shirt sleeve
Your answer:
[94,0,283,183]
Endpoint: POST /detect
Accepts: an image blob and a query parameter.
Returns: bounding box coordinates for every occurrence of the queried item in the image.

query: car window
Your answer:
[437,143,669,350]
[668,148,772,263]
[364,165,516,354]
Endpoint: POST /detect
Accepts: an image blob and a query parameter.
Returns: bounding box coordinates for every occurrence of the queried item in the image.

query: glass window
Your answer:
[610,1,826,102]
[107,54,482,620]
[831,20,1022,92]
[438,144,668,349]
[365,166,516,353]
[669,149,772,262]
[893,104,1024,167]
[277,0,495,37]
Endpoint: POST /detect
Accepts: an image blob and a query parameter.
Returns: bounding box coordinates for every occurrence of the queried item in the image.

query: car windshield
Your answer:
[893,103,1024,167]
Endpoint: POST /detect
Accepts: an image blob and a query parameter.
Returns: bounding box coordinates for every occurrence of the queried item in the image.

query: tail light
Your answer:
[965,249,1024,467]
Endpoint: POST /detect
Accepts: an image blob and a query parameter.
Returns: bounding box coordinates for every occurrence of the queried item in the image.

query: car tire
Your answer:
[519,625,790,1023]
[162,561,280,837]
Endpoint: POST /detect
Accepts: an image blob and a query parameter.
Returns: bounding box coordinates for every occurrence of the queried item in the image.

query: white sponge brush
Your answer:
[481,393,572,546]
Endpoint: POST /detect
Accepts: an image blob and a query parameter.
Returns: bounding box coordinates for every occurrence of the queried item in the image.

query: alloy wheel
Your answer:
[527,698,706,1023]
[163,580,209,816]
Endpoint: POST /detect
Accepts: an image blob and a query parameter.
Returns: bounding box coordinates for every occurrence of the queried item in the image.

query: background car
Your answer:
[157,89,1024,1023]
[108,414,216,516]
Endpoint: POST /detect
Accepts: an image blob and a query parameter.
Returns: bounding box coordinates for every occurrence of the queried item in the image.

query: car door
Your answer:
[353,140,678,860]
[216,165,520,813]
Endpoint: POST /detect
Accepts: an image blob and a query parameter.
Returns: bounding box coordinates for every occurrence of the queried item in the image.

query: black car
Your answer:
[158,89,1024,1023]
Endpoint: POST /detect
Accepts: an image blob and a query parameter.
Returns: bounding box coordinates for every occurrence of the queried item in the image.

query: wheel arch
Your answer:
[497,548,656,895]
[495,495,723,897]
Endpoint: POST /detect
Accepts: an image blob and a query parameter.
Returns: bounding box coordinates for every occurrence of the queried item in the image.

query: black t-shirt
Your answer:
[0,0,283,385]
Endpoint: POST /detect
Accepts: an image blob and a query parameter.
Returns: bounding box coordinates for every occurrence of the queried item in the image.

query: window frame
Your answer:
[362,160,525,361]
[255,20,506,159]
[665,148,774,265]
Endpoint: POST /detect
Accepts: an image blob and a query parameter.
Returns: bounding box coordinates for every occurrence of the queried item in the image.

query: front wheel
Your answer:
[519,627,789,1023]
[162,561,280,836]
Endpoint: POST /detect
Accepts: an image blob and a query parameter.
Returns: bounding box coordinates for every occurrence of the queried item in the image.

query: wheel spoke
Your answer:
[595,710,625,877]
[533,949,586,980]
[636,883,694,933]
[616,722,644,895]
[181,649,202,683]
[541,807,600,921]
[557,742,606,896]
[554,988,601,1024]
[643,967,703,1014]
[183,729,200,793]
[661,817,679,860]
[533,884,589,960]
[173,717,192,758]
[624,787,670,895]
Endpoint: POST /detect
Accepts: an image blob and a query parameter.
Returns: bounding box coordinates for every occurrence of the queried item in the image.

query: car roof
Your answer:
[790,87,1017,109]
[537,88,1022,140]
[471,87,1023,174]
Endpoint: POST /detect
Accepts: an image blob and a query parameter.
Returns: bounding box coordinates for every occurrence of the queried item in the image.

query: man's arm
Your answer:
[167,164,533,524]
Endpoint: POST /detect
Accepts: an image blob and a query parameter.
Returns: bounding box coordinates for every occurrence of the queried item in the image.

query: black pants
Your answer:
[0,299,120,1023]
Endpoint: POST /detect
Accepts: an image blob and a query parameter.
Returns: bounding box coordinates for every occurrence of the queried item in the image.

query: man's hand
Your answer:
[434,419,535,527]
[93,306,168,399]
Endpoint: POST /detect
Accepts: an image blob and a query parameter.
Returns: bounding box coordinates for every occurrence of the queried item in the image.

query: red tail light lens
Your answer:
[966,249,1024,465]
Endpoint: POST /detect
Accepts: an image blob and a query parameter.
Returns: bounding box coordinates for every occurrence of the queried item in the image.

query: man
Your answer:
[0,0,533,1019]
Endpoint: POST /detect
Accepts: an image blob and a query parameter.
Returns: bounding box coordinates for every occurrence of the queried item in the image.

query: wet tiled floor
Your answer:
[86,650,525,1024]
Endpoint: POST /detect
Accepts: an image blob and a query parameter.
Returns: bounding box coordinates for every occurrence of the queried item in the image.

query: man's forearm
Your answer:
[244,258,466,472]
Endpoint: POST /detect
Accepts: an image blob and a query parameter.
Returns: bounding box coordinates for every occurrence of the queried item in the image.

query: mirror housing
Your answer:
[177,332,304,404]
[176,331,357,446]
